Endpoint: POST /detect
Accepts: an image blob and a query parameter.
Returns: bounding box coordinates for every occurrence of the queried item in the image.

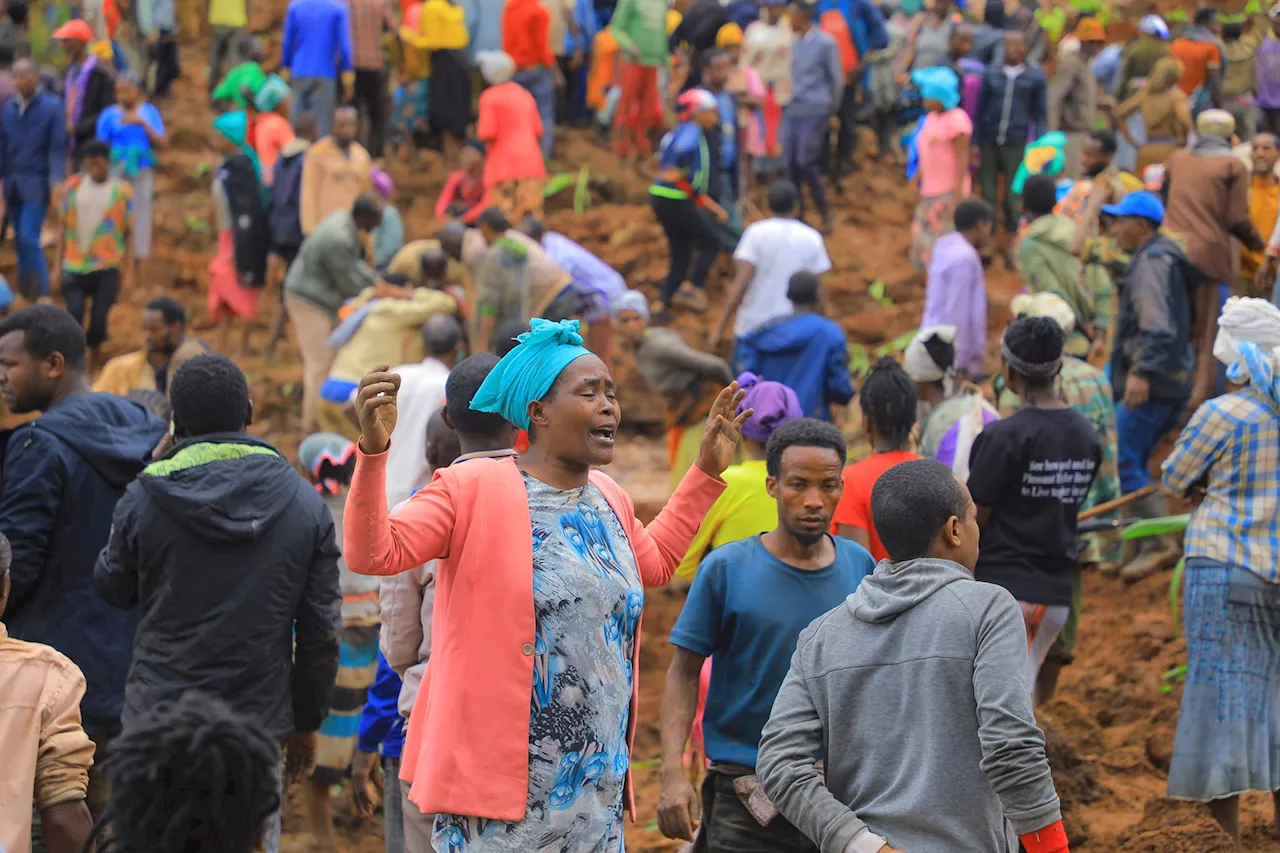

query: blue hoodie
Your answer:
[736,312,856,422]
[0,392,166,733]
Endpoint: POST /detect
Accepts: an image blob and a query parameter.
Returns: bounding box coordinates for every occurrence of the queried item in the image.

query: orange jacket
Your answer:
[343,452,725,820]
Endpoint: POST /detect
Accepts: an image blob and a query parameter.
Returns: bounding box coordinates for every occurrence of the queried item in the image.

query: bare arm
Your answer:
[712,259,756,346]
[42,801,93,853]
[953,133,971,200]
[657,647,705,841]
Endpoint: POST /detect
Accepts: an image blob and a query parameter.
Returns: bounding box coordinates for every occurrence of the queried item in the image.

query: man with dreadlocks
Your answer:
[966,316,1101,692]
[88,694,282,853]
[830,357,920,562]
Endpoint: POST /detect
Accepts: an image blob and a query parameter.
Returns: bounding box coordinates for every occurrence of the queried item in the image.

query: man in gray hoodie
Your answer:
[756,458,1069,853]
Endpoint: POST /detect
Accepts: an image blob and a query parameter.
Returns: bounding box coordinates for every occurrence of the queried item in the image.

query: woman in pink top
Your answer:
[909,66,972,272]
[251,75,295,186]
[344,319,748,848]
[476,50,547,223]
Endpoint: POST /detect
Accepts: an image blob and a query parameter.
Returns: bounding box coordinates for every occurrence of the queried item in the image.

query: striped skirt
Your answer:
[313,625,381,785]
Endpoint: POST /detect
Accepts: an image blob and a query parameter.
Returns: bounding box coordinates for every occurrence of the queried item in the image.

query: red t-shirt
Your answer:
[830,450,921,562]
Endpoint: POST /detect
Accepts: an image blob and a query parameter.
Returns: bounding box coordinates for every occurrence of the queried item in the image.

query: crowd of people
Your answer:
[4,2,1280,853]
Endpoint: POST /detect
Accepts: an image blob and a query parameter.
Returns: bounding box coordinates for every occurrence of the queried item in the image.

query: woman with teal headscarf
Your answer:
[207,110,269,352]
[908,65,973,271]
[251,74,296,185]
[343,318,748,850]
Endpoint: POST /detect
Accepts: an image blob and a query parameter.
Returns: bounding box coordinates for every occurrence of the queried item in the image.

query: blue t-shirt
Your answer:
[656,121,710,194]
[95,104,166,175]
[714,90,737,169]
[669,535,874,768]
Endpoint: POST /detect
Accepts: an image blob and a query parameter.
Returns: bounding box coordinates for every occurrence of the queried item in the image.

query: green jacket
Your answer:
[610,0,669,67]
[284,210,378,317]
[1017,213,1092,356]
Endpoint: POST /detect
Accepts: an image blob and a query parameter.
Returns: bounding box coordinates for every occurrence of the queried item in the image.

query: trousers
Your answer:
[694,771,817,853]
[293,76,339,138]
[978,142,1026,232]
[353,68,386,158]
[12,196,49,299]
[651,194,721,302]
[783,111,830,219]
[63,268,121,347]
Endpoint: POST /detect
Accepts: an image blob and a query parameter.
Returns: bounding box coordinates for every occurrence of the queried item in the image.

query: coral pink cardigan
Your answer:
[344,450,725,821]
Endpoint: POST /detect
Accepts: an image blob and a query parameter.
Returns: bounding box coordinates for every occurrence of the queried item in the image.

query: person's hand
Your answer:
[285,731,318,784]
[656,774,699,840]
[694,381,751,478]
[355,366,402,454]
[829,114,840,131]
[1255,259,1275,298]
[553,65,566,89]
[704,199,729,223]
[1123,373,1149,410]
[350,750,383,818]
[571,49,584,70]
[1087,335,1107,366]
[342,71,356,101]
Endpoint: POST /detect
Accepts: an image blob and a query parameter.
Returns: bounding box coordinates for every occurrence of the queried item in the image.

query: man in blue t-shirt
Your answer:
[657,418,875,852]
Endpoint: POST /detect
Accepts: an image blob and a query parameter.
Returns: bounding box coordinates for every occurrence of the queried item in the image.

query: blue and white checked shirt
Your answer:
[1162,385,1280,583]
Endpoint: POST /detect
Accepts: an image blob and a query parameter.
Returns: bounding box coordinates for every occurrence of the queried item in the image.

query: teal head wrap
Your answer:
[911,66,961,111]
[213,109,262,179]
[469,318,594,430]
[254,74,291,112]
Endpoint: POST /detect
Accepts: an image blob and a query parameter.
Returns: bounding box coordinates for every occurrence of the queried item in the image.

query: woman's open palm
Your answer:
[355,366,402,454]
[695,382,751,478]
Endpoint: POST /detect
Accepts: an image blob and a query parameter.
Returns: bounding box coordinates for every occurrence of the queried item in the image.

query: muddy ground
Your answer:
[9,32,1279,852]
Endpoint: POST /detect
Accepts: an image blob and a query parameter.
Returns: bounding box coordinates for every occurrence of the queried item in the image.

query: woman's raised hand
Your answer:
[694,382,751,479]
[355,365,402,455]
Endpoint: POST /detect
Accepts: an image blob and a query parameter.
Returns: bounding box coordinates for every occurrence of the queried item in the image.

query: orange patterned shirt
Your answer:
[59,174,134,274]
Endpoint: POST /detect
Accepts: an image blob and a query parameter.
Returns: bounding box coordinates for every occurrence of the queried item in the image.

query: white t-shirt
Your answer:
[731,217,832,338]
[385,357,452,506]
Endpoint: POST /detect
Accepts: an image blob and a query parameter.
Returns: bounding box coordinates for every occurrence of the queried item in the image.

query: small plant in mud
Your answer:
[848,328,920,377]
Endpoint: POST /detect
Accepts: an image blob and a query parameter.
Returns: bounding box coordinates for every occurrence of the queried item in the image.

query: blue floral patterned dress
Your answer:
[432,473,644,853]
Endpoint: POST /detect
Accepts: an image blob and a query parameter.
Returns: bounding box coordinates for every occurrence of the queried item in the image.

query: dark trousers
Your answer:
[148,34,181,98]
[831,80,859,177]
[694,772,817,853]
[978,141,1026,232]
[556,55,587,124]
[63,268,120,348]
[651,194,721,302]
[784,111,830,220]
[353,69,386,158]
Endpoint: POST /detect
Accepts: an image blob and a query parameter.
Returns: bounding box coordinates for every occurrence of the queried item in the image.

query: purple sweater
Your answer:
[922,232,987,377]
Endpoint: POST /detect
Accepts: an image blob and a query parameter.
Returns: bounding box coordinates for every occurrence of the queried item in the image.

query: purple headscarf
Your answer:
[736,371,803,444]
[371,167,395,201]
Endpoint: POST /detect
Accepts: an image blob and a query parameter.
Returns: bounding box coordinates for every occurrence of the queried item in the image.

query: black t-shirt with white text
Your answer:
[966,407,1102,607]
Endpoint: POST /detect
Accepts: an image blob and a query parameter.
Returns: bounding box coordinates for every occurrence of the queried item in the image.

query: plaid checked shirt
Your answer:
[348,0,392,70]
[1162,385,1280,581]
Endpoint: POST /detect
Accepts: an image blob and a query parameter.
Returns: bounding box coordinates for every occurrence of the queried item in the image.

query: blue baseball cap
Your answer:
[1101,191,1164,224]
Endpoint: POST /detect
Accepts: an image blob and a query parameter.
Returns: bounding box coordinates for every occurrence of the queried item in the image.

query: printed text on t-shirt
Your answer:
[1020,458,1097,504]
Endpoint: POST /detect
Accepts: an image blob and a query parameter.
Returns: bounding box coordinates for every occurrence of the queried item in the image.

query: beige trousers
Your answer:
[401,780,434,853]
[285,294,336,433]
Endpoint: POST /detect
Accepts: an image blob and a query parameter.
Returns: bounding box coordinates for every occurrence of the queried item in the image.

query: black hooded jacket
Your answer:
[94,433,342,740]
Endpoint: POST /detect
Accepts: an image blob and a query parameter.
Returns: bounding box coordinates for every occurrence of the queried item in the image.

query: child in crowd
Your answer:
[830,357,921,561]
[921,198,993,379]
[967,315,1101,691]
[54,139,133,373]
[434,139,490,223]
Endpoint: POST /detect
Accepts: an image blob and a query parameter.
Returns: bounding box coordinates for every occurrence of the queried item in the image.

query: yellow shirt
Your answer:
[1243,174,1280,280]
[328,288,459,383]
[209,0,247,27]
[676,459,777,579]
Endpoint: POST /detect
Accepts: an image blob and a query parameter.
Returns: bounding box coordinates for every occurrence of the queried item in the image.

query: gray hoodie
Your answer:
[756,558,1062,853]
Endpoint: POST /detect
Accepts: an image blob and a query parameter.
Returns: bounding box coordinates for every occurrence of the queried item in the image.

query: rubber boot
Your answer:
[1120,491,1182,584]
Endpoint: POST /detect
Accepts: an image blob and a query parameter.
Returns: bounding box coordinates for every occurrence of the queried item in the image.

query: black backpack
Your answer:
[218,154,270,288]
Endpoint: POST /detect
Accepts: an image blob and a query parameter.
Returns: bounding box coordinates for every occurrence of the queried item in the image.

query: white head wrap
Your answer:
[1010,292,1077,336]
[476,51,516,86]
[904,325,957,383]
[1213,296,1280,368]
[613,289,650,320]
[1139,14,1169,39]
